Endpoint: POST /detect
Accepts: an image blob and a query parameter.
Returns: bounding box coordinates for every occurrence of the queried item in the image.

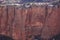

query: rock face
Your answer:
[0,5,60,40]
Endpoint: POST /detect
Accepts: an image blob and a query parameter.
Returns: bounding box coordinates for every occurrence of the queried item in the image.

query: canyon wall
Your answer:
[0,5,60,40]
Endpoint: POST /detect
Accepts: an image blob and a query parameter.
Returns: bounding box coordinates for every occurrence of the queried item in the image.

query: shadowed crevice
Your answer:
[0,35,14,40]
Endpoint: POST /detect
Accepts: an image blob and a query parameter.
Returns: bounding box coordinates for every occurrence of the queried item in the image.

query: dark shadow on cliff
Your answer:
[0,34,14,40]
[50,34,60,40]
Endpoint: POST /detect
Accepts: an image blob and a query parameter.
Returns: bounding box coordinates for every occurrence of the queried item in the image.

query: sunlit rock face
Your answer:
[0,2,60,40]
